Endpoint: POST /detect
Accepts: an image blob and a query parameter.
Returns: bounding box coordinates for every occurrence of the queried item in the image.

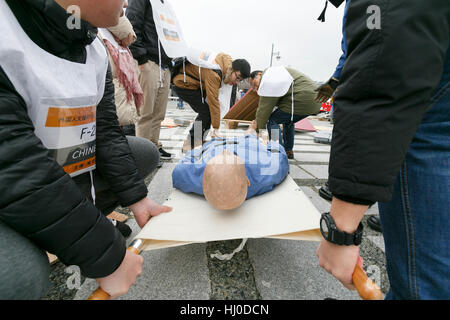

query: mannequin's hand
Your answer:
[210,129,223,139]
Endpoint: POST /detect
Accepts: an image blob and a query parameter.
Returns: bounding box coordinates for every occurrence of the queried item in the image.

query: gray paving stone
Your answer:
[300,165,329,179]
[293,145,331,152]
[247,238,360,300]
[308,119,333,128]
[289,165,314,180]
[294,140,321,145]
[167,134,191,141]
[118,242,210,300]
[159,140,184,148]
[299,187,331,213]
[159,128,190,141]
[147,163,177,204]
[74,241,210,300]
[367,203,379,215]
[293,153,330,163]
[367,235,385,253]
[294,135,314,140]
[173,117,193,127]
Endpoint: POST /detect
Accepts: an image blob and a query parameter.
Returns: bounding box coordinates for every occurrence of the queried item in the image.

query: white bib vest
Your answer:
[258,66,293,97]
[0,1,108,177]
[186,48,233,116]
[218,82,233,119]
[186,48,222,71]
[149,0,187,59]
[258,66,295,121]
[149,0,187,87]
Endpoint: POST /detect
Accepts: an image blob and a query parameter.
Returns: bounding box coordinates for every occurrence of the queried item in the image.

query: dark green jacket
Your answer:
[256,68,320,130]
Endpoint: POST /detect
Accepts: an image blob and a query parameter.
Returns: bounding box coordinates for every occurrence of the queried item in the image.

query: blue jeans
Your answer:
[378,48,450,299]
[177,98,184,109]
[267,108,307,152]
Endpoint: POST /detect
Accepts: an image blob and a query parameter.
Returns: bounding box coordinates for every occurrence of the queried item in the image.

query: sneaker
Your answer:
[286,150,294,160]
[319,182,333,201]
[110,219,132,238]
[159,148,172,160]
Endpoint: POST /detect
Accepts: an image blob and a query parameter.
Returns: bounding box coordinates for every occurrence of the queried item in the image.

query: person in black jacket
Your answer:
[316,0,382,233]
[126,0,173,161]
[0,0,171,300]
[316,0,450,299]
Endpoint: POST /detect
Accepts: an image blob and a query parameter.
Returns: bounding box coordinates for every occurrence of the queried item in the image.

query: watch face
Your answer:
[320,218,329,238]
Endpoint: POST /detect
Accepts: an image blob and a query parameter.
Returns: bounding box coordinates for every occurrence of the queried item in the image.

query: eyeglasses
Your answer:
[232,71,244,82]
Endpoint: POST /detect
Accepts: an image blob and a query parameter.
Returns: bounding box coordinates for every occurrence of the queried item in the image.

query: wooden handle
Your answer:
[87,246,141,300]
[87,288,111,300]
[352,264,383,300]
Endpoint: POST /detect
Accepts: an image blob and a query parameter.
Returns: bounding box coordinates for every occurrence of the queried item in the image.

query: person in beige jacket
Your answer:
[101,16,143,136]
[172,54,251,151]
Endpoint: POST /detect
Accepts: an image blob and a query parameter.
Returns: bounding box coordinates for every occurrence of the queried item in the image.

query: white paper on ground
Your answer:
[137,176,322,251]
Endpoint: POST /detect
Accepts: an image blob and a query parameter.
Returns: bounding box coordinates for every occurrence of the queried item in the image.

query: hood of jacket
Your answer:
[215,53,233,82]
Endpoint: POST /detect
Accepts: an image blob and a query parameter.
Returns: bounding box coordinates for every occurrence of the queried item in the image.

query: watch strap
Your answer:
[321,212,363,246]
[330,226,363,246]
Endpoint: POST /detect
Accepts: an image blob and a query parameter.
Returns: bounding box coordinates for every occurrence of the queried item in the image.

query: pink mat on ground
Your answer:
[295,118,317,132]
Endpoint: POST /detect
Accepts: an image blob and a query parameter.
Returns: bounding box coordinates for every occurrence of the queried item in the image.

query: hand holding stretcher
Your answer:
[87,239,383,300]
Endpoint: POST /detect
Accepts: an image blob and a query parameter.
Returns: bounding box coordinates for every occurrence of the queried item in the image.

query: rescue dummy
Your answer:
[172,122,289,210]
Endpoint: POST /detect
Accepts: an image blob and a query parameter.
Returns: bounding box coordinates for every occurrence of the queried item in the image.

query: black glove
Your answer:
[315,77,339,103]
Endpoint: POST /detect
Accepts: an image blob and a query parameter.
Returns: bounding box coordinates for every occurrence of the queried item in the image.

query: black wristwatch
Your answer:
[320,212,363,246]
[328,77,339,90]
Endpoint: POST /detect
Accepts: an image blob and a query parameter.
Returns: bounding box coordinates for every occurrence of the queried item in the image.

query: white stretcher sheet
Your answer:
[135,176,322,251]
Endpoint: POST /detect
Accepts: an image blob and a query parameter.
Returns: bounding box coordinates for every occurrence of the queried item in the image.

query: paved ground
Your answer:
[44,101,390,300]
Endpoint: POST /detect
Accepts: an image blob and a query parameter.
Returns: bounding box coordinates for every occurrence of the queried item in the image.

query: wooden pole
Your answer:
[352,265,383,300]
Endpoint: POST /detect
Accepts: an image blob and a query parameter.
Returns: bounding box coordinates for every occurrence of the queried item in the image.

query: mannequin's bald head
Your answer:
[203,150,250,210]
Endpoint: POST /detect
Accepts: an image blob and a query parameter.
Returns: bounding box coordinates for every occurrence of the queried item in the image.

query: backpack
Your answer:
[170,57,223,85]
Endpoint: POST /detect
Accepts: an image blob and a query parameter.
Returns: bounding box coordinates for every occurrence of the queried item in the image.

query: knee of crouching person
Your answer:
[126,136,160,179]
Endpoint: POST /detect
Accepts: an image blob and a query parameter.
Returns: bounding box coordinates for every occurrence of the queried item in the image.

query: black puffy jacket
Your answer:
[126,0,171,67]
[0,0,148,278]
[328,0,449,204]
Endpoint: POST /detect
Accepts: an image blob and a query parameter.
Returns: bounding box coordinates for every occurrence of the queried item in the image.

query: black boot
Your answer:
[319,182,333,201]
[110,219,132,238]
[159,147,173,160]
[367,216,382,233]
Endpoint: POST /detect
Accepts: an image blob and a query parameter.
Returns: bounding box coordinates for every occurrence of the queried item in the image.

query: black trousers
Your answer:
[120,124,136,136]
[172,86,211,143]
[75,136,159,215]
